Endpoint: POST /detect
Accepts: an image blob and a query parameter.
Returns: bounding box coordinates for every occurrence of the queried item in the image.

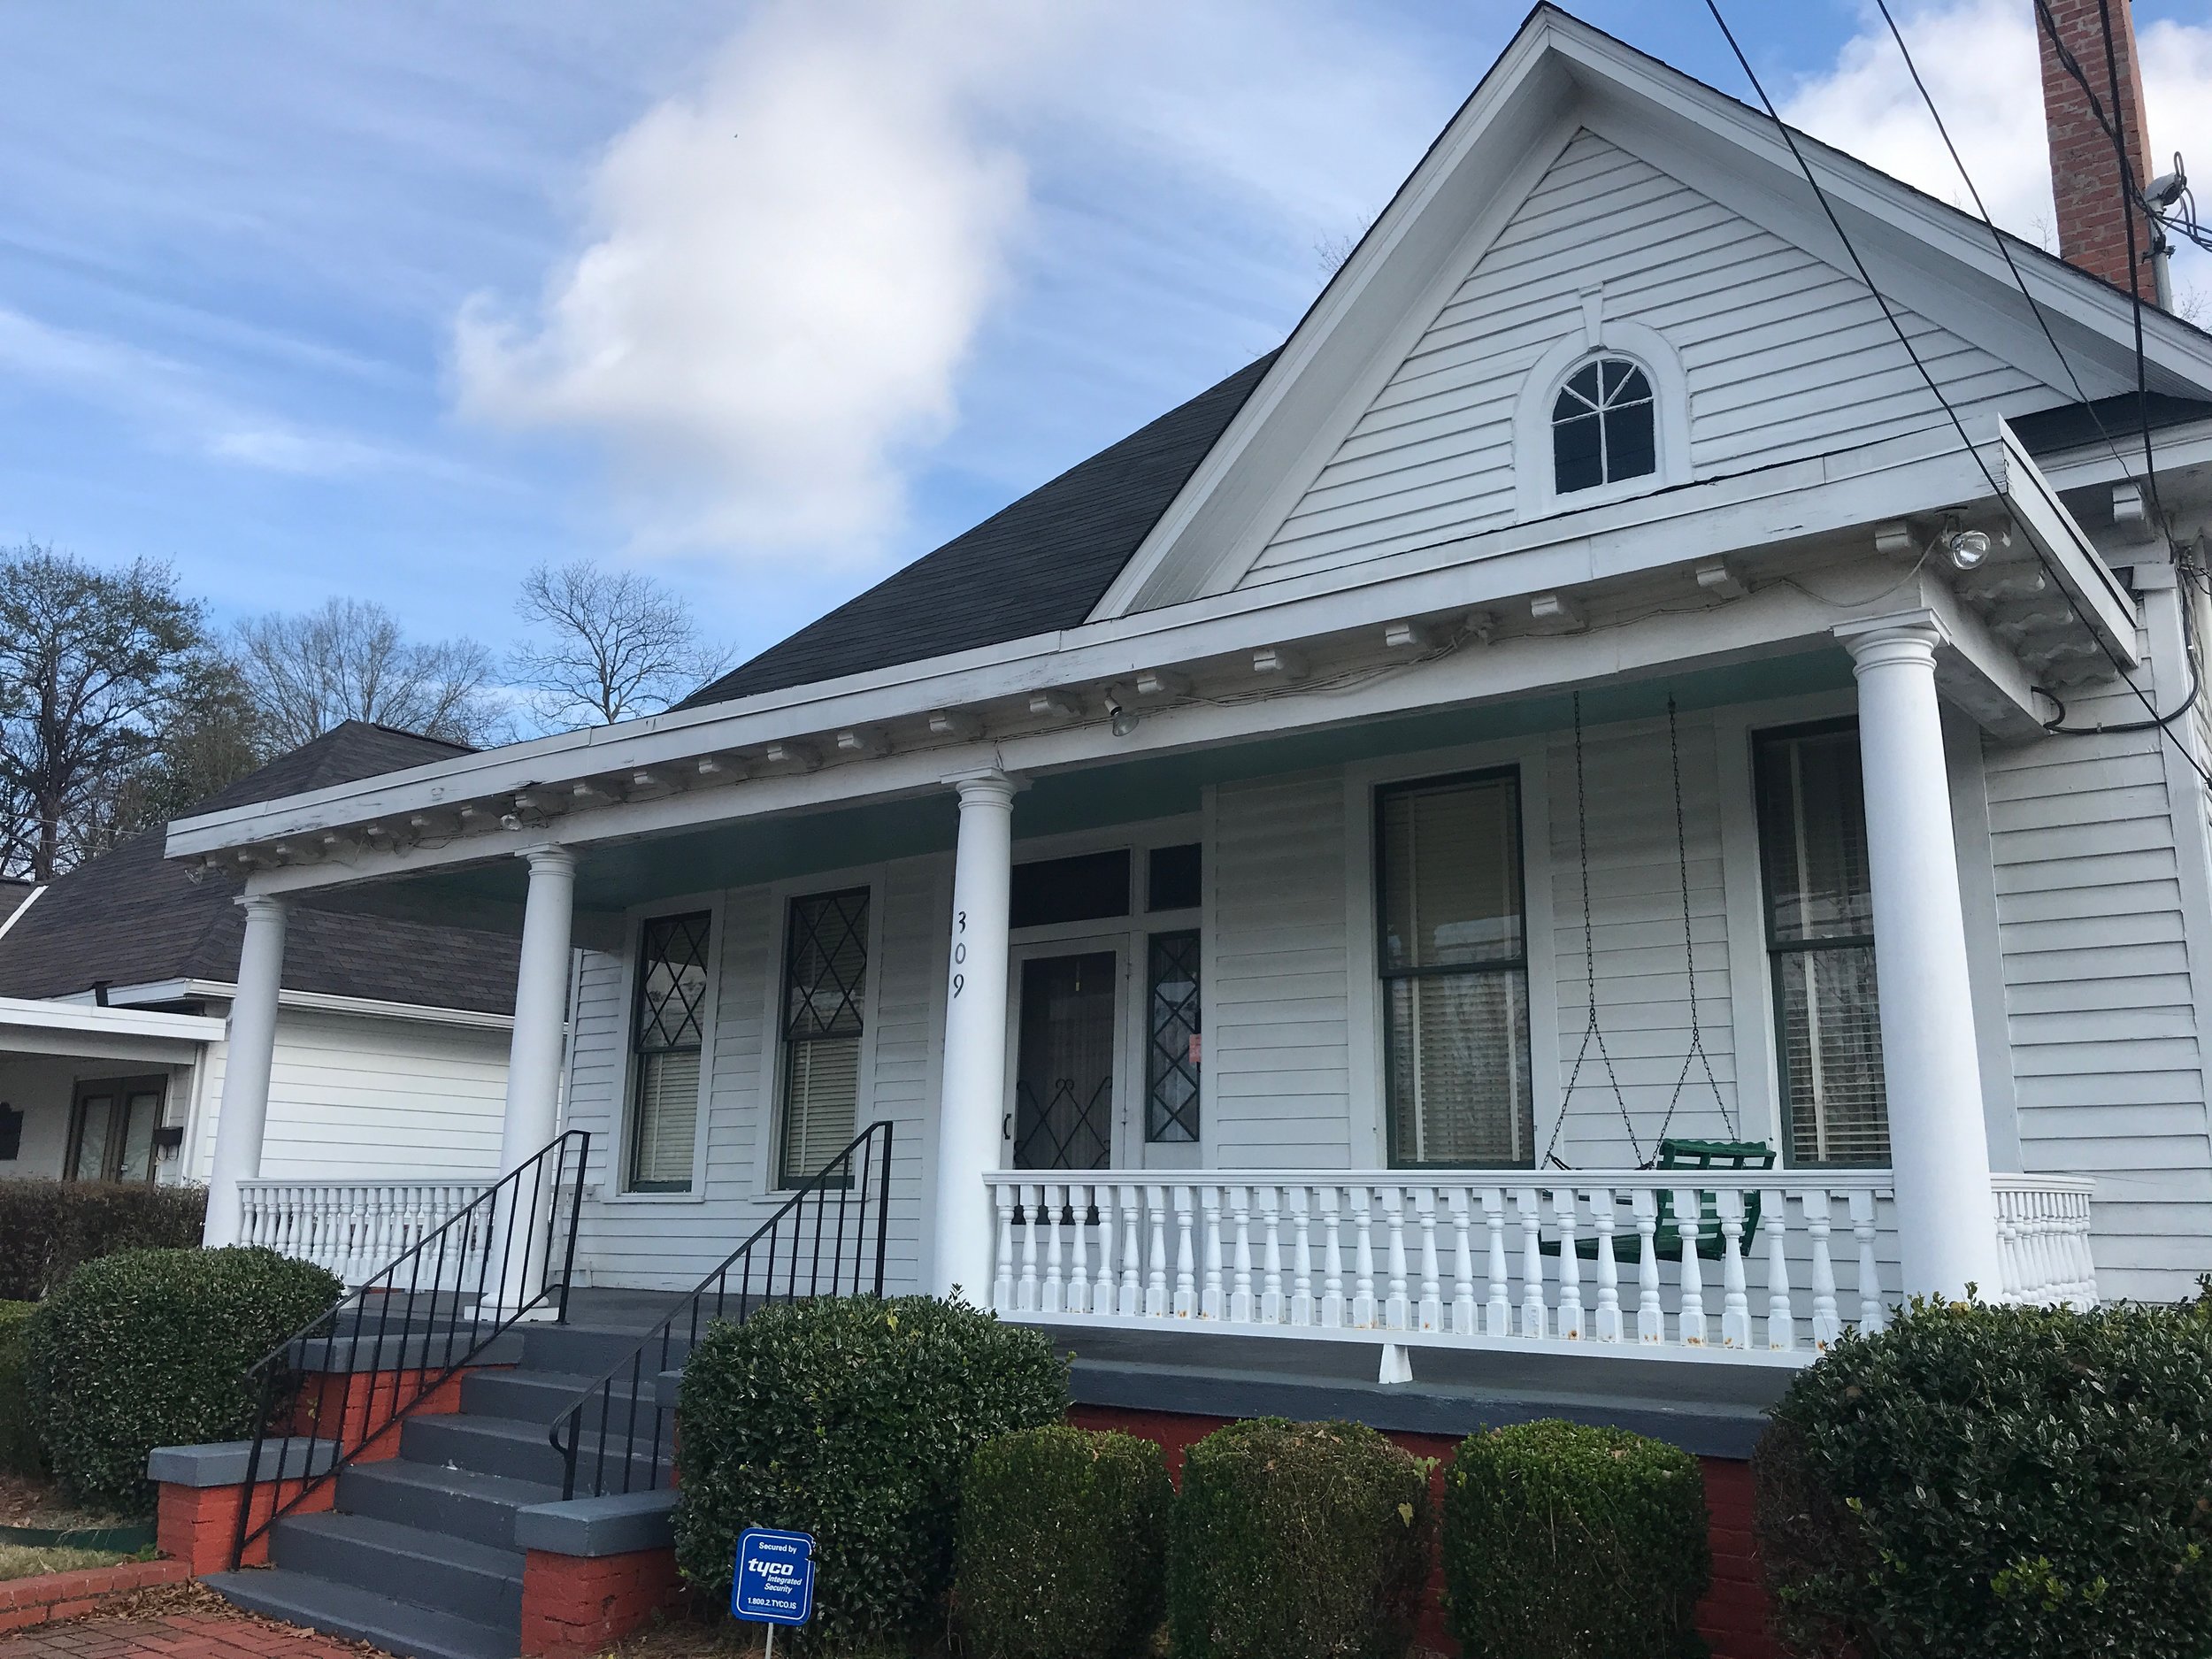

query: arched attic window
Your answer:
[1551,357,1655,495]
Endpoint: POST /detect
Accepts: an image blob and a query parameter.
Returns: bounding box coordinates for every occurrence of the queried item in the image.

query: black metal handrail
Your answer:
[227,1130,590,1569]
[550,1119,893,1501]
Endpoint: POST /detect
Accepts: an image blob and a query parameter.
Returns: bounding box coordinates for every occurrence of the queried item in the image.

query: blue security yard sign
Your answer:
[733,1527,816,1637]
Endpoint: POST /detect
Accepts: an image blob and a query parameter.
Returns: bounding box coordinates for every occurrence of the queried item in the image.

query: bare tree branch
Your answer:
[235,597,508,750]
[509,559,732,730]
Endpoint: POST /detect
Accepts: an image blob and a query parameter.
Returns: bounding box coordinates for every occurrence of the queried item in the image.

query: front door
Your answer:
[66,1076,165,1182]
[1012,951,1118,1170]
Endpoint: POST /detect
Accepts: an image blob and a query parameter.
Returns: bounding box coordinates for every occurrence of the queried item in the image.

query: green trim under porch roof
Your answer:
[293,647,1855,930]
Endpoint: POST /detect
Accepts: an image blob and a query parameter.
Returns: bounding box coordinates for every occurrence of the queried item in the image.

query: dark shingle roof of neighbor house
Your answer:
[679,351,1280,707]
[0,722,521,1017]
[2006,392,2212,457]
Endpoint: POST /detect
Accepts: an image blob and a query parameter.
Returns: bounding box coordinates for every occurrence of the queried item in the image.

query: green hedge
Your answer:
[1167,1417,1432,1659]
[956,1425,1171,1659]
[0,1180,206,1302]
[1753,1295,2212,1659]
[1442,1419,1710,1659]
[0,1301,39,1477]
[673,1296,1068,1655]
[25,1247,339,1511]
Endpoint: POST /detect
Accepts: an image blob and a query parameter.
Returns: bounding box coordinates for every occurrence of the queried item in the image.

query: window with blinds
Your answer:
[627,911,710,1193]
[779,888,871,1186]
[1378,770,1532,1167]
[1754,722,1889,1166]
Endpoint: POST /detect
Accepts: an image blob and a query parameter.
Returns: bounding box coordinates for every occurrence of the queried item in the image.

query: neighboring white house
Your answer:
[0,723,518,1249]
[165,3,2212,1384]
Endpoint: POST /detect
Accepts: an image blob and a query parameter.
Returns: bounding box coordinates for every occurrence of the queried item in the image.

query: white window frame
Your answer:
[1512,319,1692,521]
[608,890,725,1204]
[759,866,887,1196]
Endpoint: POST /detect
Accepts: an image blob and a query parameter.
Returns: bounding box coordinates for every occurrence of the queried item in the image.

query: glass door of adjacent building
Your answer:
[66,1076,165,1183]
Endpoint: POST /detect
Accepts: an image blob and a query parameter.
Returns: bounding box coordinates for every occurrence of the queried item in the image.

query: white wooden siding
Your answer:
[1982,639,2212,1302]
[565,862,941,1294]
[1240,130,2047,588]
[1209,772,1356,1168]
[191,1010,509,1181]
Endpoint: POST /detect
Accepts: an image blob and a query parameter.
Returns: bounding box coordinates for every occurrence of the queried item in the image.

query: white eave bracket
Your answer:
[1993,418,2139,671]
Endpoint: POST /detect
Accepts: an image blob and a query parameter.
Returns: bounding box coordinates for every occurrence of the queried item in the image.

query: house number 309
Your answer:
[952,911,966,996]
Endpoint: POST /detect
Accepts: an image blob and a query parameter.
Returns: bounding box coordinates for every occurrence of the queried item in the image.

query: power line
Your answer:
[1700,0,2212,787]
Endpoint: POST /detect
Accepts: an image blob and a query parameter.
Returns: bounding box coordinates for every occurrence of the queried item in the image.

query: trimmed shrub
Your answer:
[1442,1419,1710,1659]
[1754,1295,2212,1659]
[673,1295,1068,1655]
[956,1425,1172,1659]
[0,1301,40,1476]
[0,1180,206,1302]
[1166,1417,1432,1659]
[26,1247,340,1512]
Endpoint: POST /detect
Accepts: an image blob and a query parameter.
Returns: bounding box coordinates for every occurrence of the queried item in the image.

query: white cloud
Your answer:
[449,0,1455,565]
[1780,0,2212,309]
[452,0,1049,561]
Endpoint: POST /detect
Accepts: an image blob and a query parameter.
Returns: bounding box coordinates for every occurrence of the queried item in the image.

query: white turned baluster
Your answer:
[1675,1189,1706,1345]
[1290,1187,1315,1326]
[1634,1188,1664,1342]
[1555,1189,1584,1340]
[1018,1185,1041,1312]
[1449,1189,1477,1336]
[1201,1187,1225,1320]
[1070,1185,1093,1314]
[1591,1187,1622,1343]
[1258,1187,1284,1325]
[1718,1190,1751,1348]
[1516,1187,1547,1339]
[1319,1188,1345,1327]
[1806,1189,1840,1346]
[1350,1188,1378,1327]
[1765,1189,1796,1349]
[1041,1184,1065,1314]
[1080,1185,1103,1317]
[1147,1186,1171,1317]
[1416,1188,1442,1333]
[1382,1188,1410,1331]
[1172,1186,1197,1317]
[1228,1187,1254,1323]
[1850,1188,1886,1333]
[1118,1186,1142,1317]
[1483,1187,1512,1337]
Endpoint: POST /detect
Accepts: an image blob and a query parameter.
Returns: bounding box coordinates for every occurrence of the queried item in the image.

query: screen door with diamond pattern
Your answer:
[1012,951,1118,1170]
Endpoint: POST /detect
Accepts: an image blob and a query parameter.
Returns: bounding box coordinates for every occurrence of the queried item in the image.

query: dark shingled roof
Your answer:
[0,722,521,1016]
[680,351,1279,707]
[2008,392,2212,456]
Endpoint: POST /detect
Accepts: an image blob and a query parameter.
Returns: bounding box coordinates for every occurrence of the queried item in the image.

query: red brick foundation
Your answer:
[157,1473,337,1572]
[0,1557,193,1632]
[1070,1402,1783,1659]
[519,1547,686,1657]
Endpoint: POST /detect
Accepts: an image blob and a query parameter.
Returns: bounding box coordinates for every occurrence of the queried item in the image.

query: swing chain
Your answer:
[1653,695,1738,1145]
[1545,690,1639,1168]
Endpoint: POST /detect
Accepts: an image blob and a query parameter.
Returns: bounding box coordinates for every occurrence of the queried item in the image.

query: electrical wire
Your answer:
[1702,0,2212,789]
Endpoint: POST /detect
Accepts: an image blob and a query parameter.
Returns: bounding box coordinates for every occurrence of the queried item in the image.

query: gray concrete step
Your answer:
[267,1511,524,1627]
[404,1409,670,1490]
[204,1568,515,1659]
[337,1457,559,1552]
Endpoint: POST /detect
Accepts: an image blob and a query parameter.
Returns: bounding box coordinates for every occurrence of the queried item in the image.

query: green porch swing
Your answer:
[1541,692,1773,1263]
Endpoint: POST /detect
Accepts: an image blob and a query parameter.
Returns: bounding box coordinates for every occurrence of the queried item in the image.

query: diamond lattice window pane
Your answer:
[635,912,710,1053]
[785,890,870,1040]
[1147,930,1202,1143]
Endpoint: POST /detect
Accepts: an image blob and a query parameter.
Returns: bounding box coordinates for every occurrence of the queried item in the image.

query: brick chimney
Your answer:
[2037,0,2159,298]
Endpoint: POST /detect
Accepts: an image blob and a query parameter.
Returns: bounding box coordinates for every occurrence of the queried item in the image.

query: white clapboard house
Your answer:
[0,723,519,1278]
[166,7,2212,1394]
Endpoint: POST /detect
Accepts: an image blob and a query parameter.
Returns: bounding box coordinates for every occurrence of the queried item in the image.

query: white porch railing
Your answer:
[1991,1175,2097,1309]
[985,1171,1900,1363]
[238,1178,493,1287]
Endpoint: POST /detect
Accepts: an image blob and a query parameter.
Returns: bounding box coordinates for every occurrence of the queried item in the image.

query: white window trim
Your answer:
[757,866,887,1198]
[605,891,725,1205]
[1344,733,1557,1171]
[1512,319,1692,521]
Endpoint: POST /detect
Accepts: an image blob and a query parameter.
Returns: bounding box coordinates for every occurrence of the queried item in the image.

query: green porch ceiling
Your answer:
[318,648,1855,922]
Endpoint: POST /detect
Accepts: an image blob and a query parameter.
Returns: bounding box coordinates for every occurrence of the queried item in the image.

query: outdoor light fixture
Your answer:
[1941,518,1991,572]
[1106,694,1140,738]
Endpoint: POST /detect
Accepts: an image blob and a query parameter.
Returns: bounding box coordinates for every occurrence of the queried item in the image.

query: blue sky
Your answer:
[0,1,2206,691]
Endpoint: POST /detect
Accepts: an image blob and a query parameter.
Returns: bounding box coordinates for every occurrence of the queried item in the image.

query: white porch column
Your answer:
[932,770,1018,1301]
[204,894,288,1247]
[1839,616,2000,1300]
[498,846,577,1174]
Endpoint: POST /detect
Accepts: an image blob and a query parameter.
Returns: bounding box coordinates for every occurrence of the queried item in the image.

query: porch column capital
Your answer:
[520,843,577,877]
[942,766,1023,807]
[204,892,290,1247]
[1849,614,2000,1299]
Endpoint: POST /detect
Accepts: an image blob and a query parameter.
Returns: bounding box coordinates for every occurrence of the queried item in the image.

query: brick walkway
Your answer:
[1,1607,380,1659]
